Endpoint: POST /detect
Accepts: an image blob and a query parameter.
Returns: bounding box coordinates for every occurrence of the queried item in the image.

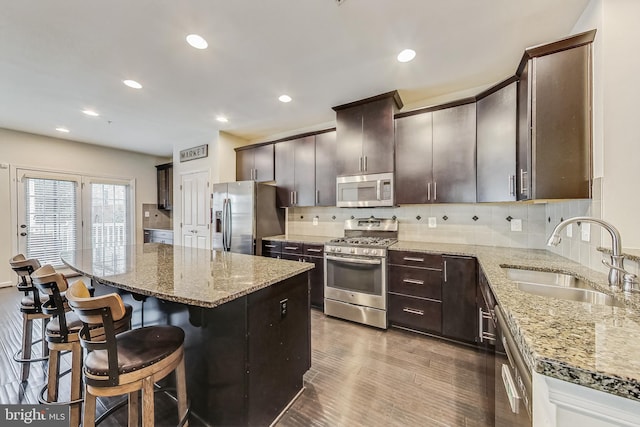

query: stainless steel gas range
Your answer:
[323,217,398,329]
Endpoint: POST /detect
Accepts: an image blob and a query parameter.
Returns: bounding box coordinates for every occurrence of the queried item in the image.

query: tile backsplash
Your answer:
[142,203,172,230]
[285,178,636,276]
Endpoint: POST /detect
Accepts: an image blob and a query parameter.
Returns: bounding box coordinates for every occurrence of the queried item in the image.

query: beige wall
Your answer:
[0,128,163,286]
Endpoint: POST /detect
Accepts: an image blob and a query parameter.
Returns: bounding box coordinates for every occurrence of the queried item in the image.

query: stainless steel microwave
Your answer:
[336,172,394,207]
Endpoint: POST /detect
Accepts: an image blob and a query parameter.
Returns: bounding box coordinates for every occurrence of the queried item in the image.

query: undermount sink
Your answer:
[503,268,625,308]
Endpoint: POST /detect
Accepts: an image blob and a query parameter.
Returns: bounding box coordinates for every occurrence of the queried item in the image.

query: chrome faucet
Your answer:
[546,217,627,290]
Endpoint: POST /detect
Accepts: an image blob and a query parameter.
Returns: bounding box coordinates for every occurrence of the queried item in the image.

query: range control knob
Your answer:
[349,248,355,254]
[370,249,377,256]
[363,249,369,255]
[336,247,342,253]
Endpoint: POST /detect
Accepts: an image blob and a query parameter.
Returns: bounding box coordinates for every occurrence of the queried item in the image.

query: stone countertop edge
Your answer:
[390,241,640,403]
[62,247,314,310]
[598,246,640,262]
[143,227,174,232]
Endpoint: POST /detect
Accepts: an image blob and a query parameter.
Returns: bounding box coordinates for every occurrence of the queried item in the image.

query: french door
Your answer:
[17,169,134,267]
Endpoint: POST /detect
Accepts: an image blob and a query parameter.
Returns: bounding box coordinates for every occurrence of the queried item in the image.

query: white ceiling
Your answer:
[0,0,591,157]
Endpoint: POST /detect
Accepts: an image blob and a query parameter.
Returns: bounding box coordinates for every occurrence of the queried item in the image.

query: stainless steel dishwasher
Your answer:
[495,305,532,426]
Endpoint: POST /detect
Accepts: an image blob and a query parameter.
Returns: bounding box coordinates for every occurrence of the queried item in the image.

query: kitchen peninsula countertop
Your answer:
[61,243,314,309]
[391,241,640,403]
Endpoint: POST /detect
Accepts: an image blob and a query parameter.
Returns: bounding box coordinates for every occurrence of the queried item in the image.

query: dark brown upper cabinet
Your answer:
[314,130,337,206]
[275,136,316,207]
[235,144,274,182]
[476,79,517,202]
[516,30,595,200]
[333,91,402,176]
[395,102,476,204]
[156,162,173,210]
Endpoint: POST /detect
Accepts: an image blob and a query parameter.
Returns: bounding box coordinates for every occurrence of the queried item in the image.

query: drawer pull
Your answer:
[284,246,299,250]
[403,257,424,262]
[306,248,323,253]
[402,278,424,285]
[403,307,424,316]
[264,244,277,248]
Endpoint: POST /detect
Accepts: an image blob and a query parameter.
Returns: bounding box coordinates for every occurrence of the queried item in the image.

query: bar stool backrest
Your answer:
[9,254,44,310]
[66,281,129,386]
[31,265,71,341]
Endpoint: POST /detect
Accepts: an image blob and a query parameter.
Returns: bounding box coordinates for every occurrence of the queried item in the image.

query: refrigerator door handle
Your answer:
[225,197,232,251]
[221,198,228,250]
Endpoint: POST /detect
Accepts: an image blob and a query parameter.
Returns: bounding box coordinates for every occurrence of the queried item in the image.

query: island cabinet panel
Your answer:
[442,255,478,343]
[394,112,433,205]
[247,274,311,425]
[236,144,274,182]
[388,251,443,334]
[314,130,337,206]
[517,42,592,200]
[275,136,316,207]
[477,81,517,202]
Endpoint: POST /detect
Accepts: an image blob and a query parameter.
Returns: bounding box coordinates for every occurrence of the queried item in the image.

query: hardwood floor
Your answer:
[0,286,491,426]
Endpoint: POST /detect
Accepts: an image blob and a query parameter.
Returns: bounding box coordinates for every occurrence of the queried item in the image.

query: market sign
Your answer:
[180,144,208,162]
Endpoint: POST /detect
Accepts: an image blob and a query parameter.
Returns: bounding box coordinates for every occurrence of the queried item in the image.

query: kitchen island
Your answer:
[61,243,314,426]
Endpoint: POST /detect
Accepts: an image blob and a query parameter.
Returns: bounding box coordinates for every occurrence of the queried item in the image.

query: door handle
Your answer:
[427,182,431,201]
[433,181,437,201]
[20,232,27,236]
[363,156,367,172]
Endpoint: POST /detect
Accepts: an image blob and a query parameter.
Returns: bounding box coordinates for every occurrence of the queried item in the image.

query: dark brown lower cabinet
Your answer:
[442,255,478,343]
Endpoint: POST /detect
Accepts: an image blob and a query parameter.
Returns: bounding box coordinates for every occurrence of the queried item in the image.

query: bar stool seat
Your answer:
[9,254,52,382]
[66,281,189,427]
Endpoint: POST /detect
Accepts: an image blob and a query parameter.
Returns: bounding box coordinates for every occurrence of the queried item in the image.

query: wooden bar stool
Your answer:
[66,281,189,427]
[9,254,51,382]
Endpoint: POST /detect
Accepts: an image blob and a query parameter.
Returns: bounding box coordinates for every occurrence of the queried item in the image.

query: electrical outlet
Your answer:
[312,217,318,226]
[144,211,150,218]
[566,224,573,238]
[280,299,288,319]
[428,217,437,228]
[511,219,522,232]
[581,223,591,242]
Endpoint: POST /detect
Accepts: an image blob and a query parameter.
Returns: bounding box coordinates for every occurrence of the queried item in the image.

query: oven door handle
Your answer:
[325,255,382,265]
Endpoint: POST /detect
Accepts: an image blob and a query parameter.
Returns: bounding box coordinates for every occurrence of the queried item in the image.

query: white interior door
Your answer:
[181,170,210,249]
[16,169,82,267]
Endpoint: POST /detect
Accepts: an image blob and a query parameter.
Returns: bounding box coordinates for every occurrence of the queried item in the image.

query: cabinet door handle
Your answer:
[443,259,448,282]
[427,182,431,201]
[433,181,437,201]
[403,256,424,262]
[403,307,424,316]
[290,191,294,205]
[264,244,277,248]
[364,156,367,172]
[284,246,299,251]
[402,278,424,285]
[509,175,515,197]
[306,248,323,253]
[316,190,320,205]
[294,191,297,205]
[520,169,528,196]
[359,157,363,172]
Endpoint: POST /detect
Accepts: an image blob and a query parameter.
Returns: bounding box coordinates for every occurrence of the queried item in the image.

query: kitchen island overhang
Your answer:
[61,244,314,426]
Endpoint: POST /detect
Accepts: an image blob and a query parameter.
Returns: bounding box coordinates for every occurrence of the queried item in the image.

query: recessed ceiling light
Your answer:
[397,49,416,63]
[123,79,142,89]
[216,116,228,123]
[186,34,208,49]
[56,127,70,133]
[82,109,99,117]
[279,95,292,103]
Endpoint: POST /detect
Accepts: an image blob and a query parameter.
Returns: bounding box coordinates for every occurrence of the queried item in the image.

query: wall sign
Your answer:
[180,144,208,162]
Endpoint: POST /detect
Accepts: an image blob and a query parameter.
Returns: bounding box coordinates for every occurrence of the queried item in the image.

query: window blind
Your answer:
[24,177,78,267]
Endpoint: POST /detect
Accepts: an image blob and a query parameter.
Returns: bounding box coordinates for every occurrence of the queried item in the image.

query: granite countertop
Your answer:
[263,234,334,245]
[61,244,313,309]
[391,241,640,402]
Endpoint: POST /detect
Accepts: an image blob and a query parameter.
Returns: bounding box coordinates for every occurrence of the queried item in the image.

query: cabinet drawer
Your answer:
[389,251,442,269]
[389,265,441,300]
[262,240,282,252]
[388,294,442,334]
[282,243,303,255]
[303,243,324,257]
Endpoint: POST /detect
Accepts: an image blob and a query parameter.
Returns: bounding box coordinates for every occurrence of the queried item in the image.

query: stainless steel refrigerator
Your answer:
[212,181,284,255]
